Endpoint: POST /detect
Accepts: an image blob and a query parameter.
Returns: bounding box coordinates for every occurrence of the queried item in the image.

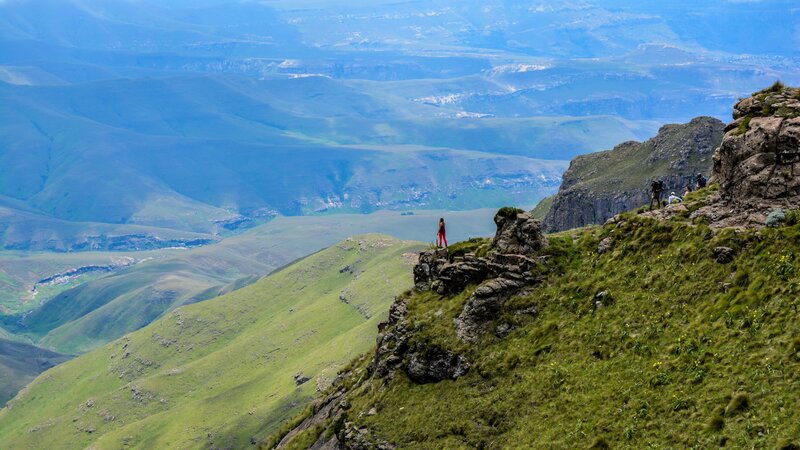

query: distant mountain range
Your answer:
[1,0,798,251]
[0,1,799,446]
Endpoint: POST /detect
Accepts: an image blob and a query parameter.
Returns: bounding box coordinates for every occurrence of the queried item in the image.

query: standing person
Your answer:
[437,217,448,249]
[683,184,692,198]
[696,173,707,189]
[649,179,664,210]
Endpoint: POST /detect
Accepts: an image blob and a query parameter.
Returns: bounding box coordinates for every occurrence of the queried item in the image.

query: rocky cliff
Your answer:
[268,209,549,449]
[708,84,800,219]
[653,83,800,228]
[541,116,724,232]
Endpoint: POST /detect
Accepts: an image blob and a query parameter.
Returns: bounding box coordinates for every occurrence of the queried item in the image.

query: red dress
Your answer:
[438,222,448,247]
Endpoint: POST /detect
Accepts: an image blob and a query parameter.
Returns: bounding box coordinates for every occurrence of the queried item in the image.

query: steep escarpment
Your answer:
[541,116,724,232]
[269,87,800,449]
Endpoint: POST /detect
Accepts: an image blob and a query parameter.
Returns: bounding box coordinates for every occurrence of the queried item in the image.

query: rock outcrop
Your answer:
[714,85,800,204]
[678,84,800,228]
[541,116,725,232]
[373,208,548,384]
[273,366,396,450]
[492,208,548,254]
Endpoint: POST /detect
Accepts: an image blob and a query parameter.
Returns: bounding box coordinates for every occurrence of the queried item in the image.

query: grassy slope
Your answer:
[0,339,69,406]
[278,193,800,448]
[0,234,424,449]
[530,195,554,221]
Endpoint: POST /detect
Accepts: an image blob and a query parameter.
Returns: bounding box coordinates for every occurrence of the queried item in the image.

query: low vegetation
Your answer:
[274,193,800,448]
[0,235,424,449]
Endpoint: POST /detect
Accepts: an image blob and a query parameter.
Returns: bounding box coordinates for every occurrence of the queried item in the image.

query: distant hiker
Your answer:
[696,173,707,189]
[437,217,448,248]
[649,179,664,210]
[668,192,683,204]
[683,184,692,198]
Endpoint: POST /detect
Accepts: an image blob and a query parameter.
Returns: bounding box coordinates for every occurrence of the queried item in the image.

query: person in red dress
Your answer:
[437,217,448,248]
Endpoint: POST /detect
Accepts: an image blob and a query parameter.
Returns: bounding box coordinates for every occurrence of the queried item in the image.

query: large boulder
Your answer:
[492,208,548,254]
[714,85,800,205]
[455,277,525,342]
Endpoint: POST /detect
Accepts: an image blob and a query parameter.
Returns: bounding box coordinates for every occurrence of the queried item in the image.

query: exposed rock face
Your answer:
[542,116,725,232]
[714,86,800,205]
[373,208,549,384]
[372,299,411,380]
[492,208,548,254]
[455,276,525,342]
[372,298,470,384]
[405,347,469,383]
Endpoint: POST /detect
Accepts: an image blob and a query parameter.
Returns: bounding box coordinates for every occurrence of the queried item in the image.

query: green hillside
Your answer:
[272,193,800,448]
[0,74,642,239]
[0,208,497,357]
[0,339,69,406]
[0,234,424,449]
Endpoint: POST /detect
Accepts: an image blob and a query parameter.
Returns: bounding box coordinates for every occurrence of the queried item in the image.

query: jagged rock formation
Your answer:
[675,84,800,228]
[541,116,724,232]
[372,208,547,386]
[715,85,800,204]
[492,208,548,254]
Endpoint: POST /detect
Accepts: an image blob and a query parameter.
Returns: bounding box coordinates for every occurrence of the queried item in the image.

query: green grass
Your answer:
[754,80,785,95]
[0,209,498,404]
[276,210,800,448]
[0,339,69,406]
[0,235,424,449]
[733,115,752,136]
[531,195,554,221]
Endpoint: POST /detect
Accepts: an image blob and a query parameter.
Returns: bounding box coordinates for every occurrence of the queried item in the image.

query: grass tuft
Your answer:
[724,392,750,416]
[733,115,752,136]
[707,414,725,432]
[496,206,525,219]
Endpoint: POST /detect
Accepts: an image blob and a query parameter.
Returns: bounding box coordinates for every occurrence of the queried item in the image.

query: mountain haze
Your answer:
[1,0,799,250]
[1,2,800,448]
